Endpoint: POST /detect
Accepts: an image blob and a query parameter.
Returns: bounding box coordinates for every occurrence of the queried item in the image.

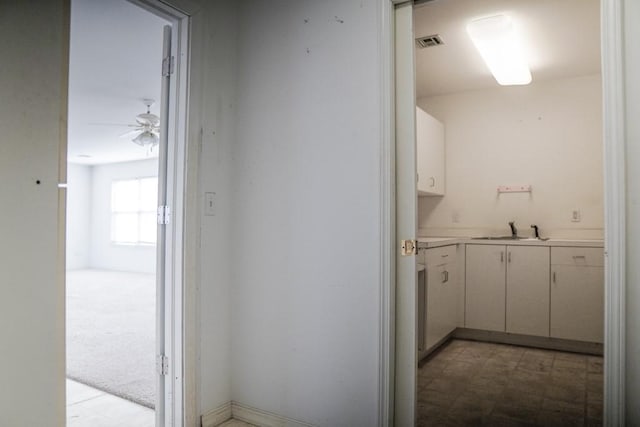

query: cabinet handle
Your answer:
[429,177,435,187]
[553,271,556,283]
[442,270,448,283]
[500,252,504,263]
[508,252,511,263]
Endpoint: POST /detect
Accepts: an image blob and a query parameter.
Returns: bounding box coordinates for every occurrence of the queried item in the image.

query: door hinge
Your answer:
[400,239,417,256]
[162,55,175,76]
[157,205,171,225]
[157,354,169,376]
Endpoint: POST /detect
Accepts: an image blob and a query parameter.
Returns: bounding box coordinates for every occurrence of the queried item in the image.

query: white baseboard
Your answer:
[201,401,232,427]
[201,401,314,427]
[231,402,314,427]
[453,328,604,355]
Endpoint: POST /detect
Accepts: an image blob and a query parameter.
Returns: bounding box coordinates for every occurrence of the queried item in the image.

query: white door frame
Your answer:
[380,0,627,425]
[600,0,626,424]
[128,1,190,425]
[379,1,418,426]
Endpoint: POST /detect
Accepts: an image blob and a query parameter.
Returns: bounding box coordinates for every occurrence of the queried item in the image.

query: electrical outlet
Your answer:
[452,211,460,223]
[571,210,581,222]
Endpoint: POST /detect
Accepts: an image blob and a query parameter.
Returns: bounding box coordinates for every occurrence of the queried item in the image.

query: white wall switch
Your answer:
[571,209,581,222]
[205,192,216,216]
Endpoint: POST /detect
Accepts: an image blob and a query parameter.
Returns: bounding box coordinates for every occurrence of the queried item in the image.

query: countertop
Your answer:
[417,236,604,249]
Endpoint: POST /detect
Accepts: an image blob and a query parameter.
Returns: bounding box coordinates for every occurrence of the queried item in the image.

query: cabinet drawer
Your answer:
[425,244,457,266]
[551,247,604,267]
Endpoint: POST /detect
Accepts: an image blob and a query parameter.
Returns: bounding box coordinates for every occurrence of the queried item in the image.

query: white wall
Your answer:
[66,163,92,270]
[417,74,604,240]
[0,0,67,424]
[191,0,238,416]
[624,0,640,422]
[89,158,158,273]
[230,1,382,424]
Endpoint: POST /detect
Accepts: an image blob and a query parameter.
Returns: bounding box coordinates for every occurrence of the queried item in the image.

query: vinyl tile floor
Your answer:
[418,339,603,426]
[67,379,154,427]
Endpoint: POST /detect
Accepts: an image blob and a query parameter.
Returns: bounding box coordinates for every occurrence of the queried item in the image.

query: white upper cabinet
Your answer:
[416,107,445,196]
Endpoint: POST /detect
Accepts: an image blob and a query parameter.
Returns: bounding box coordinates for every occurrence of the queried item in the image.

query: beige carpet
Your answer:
[66,269,155,408]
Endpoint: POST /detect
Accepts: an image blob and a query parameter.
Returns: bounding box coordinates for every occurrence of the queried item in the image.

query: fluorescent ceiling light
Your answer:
[467,15,531,86]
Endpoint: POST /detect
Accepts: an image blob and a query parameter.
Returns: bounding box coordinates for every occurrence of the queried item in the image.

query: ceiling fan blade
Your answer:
[88,122,139,128]
[119,129,142,138]
[136,113,160,126]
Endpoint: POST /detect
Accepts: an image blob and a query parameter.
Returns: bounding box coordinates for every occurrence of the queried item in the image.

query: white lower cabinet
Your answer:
[506,246,550,337]
[464,243,604,344]
[426,262,457,350]
[466,244,550,336]
[419,245,457,358]
[550,247,604,343]
[465,245,506,332]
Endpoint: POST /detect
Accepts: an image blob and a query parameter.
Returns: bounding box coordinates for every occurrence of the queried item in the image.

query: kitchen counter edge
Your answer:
[417,237,604,249]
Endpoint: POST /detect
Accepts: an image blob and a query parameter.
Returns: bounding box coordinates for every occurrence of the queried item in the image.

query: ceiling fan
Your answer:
[119,99,160,148]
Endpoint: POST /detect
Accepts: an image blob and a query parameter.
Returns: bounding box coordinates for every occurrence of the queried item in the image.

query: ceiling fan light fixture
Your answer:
[466,15,532,86]
[132,130,159,147]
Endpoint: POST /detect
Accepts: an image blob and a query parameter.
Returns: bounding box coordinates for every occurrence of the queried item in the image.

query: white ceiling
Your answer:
[68,0,600,163]
[68,0,168,165]
[414,0,601,98]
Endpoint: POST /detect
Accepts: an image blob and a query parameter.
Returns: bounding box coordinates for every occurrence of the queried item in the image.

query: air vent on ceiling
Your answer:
[416,34,444,48]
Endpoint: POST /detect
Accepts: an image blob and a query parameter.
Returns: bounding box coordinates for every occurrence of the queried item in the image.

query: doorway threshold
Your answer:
[66,378,154,427]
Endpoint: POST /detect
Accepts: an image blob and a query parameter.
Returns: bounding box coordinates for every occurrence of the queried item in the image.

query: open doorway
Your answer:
[64,0,184,425]
[394,0,606,425]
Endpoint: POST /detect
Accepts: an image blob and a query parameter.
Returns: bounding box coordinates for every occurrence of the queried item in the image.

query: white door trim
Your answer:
[379,1,417,426]
[378,0,395,425]
[601,0,626,424]
[381,0,628,425]
[128,1,191,425]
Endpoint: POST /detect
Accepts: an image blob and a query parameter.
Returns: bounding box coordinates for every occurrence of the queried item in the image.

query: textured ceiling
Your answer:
[414,0,601,98]
[67,0,168,165]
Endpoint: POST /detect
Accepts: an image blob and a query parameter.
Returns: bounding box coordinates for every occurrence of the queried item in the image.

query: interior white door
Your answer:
[394,2,418,425]
[156,24,172,427]
[0,1,67,424]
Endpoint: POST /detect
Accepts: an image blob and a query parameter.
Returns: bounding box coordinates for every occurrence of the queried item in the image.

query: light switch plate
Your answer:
[205,192,216,216]
[571,209,581,222]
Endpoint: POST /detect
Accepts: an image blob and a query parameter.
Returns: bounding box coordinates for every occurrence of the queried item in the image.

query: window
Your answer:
[111,177,158,245]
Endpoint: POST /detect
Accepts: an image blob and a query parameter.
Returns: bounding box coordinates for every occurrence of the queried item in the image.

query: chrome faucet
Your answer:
[531,224,540,239]
[508,221,517,238]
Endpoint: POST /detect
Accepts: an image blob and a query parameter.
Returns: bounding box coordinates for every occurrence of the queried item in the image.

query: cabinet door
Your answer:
[506,246,550,337]
[465,245,506,332]
[550,265,604,343]
[416,107,445,196]
[444,262,458,337]
[417,268,427,359]
[426,264,446,350]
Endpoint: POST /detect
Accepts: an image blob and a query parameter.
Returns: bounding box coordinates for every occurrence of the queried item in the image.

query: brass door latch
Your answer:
[400,239,417,256]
